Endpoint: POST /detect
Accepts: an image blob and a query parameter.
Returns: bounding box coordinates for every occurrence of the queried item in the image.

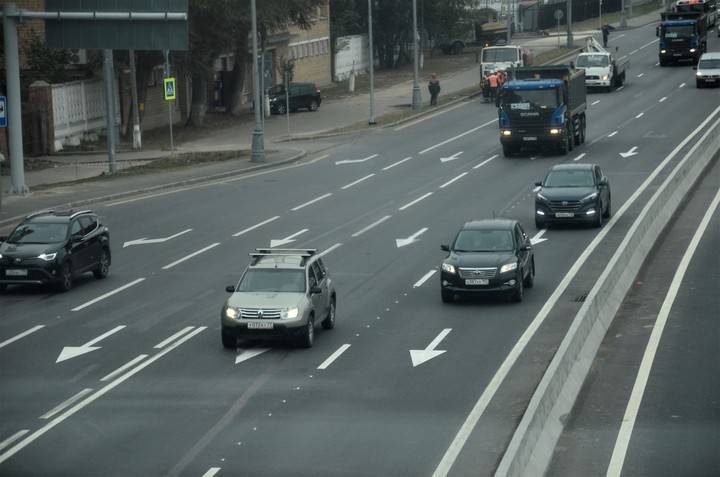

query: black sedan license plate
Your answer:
[556,212,574,218]
[5,269,28,277]
[522,136,537,141]
[465,278,489,285]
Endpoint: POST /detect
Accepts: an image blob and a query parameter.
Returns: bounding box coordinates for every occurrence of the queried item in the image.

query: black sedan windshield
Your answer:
[7,223,68,244]
[237,269,305,293]
[453,229,514,252]
[544,170,595,187]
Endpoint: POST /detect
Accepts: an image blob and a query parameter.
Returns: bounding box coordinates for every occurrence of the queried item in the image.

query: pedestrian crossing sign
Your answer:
[164,77,176,101]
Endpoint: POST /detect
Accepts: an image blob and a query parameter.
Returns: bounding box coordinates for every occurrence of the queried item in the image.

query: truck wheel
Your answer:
[559,134,569,155]
[574,118,582,146]
[580,117,587,144]
[567,125,574,152]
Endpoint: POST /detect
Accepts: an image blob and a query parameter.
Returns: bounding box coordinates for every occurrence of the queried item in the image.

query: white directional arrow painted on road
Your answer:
[410,328,451,367]
[530,229,548,245]
[123,229,192,248]
[270,229,309,248]
[235,348,271,365]
[56,325,126,363]
[440,151,463,163]
[619,146,639,158]
[396,228,429,248]
[335,154,378,165]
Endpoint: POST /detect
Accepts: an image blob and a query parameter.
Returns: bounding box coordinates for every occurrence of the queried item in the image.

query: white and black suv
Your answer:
[221,248,336,348]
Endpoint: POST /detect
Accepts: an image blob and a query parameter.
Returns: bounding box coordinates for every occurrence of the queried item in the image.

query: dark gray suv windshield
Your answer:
[544,170,595,187]
[454,229,514,252]
[238,269,305,293]
[7,223,68,244]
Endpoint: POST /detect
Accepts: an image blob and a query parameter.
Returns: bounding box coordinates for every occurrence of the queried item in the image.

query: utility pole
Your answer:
[506,0,513,45]
[368,0,376,124]
[250,0,265,163]
[620,0,628,27]
[411,0,421,111]
[164,49,174,153]
[3,3,28,194]
[567,0,574,47]
[128,49,142,150]
[102,49,118,173]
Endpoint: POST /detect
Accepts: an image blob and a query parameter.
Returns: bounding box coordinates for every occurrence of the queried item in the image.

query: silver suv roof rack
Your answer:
[69,210,93,219]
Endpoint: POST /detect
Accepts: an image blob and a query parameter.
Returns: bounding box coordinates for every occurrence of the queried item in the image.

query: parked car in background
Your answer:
[267,82,322,114]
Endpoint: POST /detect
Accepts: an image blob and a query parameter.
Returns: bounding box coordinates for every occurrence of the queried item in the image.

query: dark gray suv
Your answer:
[268,82,322,114]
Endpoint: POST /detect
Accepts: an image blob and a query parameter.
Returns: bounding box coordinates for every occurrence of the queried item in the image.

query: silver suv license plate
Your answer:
[465,278,489,285]
[247,322,273,330]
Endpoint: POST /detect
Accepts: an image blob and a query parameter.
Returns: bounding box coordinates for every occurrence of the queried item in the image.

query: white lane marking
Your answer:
[100,354,148,382]
[655,62,660,66]
[0,431,29,453]
[573,152,587,162]
[123,228,193,248]
[317,344,352,369]
[154,327,195,349]
[440,172,468,189]
[636,38,659,52]
[608,131,619,137]
[620,146,639,158]
[394,102,469,131]
[396,228,429,248]
[430,105,720,477]
[616,86,625,92]
[530,229,548,245]
[291,193,333,211]
[232,216,280,237]
[71,278,146,312]
[235,348,271,365]
[40,388,94,420]
[636,73,644,78]
[440,151,464,163]
[335,154,378,165]
[591,100,601,106]
[0,327,207,465]
[352,215,392,238]
[382,156,413,171]
[105,154,330,207]
[0,325,45,350]
[619,55,628,60]
[399,192,433,211]
[270,229,309,248]
[659,96,667,103]
[410,328,452,367]
[318,243,343,258]
[679,82,686,88]
[609,33,626,42]
[419,119,497,154]
[341,174,375,190]
[636,112,645,119]
[202,468,222,477]
[606,186,720,477]
[162,244,221,270]
[413,270,437,288]
[56,325,127,363]
[473,154,498,169]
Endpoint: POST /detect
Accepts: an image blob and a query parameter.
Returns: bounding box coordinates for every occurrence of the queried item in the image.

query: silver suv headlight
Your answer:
[442,263,457,274]
[281,308,300,319]
[225,307,240,319]
[500,262,518,274]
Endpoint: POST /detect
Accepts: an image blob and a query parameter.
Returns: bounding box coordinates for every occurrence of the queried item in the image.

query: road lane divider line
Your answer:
[608,131,618,137]
[202,468,221,477]
[0,325,45,349]
[637,73,644,78]
[616,86,625,92]
[419,119,497,154]
[606,186,720,477]
[162,244,221,270]
[413,270,437,288]
[291,193,333,211]
[435,105,720,477]
[154,327,196,349]
[352,215,392,237]
[317,344,352,370]
[399,192,433,211]
[532,186,541,192]
[473,154,498,169]
[394,102,469,131]
[40,388,94,420]
[591,100,601,106]
[382,156,413,171]
[440,172,468,189]
[659,96,667,102]
[318,243,343,258]
[679,82,686,88]
[573,153,587,162]
[0,430,29,452]
[335,154,379,165]
[71,278,146,312]
[635,112,644,119]
[100,354,149,382]
[235,348,271,365]
[232,216,280,237]
[341,174,375,190]
[0,326,207,465]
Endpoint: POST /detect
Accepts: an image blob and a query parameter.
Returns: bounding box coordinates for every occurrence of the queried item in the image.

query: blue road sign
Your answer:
[0,96,7,128]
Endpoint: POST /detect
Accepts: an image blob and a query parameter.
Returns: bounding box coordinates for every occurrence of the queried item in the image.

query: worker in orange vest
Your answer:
[488,71,499,102]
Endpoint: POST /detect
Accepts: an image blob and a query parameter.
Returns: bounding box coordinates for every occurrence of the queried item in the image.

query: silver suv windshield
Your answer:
[238,269,305,293]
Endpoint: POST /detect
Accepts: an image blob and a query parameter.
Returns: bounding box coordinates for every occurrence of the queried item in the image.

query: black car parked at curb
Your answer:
[535,163,611,229]
[441,219,535,303]
[268,82,322,114]
[0,210,111,292]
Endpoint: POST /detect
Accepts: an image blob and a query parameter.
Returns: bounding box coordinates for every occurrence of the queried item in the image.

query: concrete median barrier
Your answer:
[495,109,720,477]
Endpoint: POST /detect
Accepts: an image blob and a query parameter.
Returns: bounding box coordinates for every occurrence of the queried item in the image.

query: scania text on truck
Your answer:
[657,11,708,65]
[498,65,587,157]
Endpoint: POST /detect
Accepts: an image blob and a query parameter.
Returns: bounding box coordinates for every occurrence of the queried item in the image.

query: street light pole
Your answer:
[250,0,265,163]
[506,0,513,45]
[567,0,574,47]
[411,0,421,111]
[368,0,376,124]
[620,0,627,28]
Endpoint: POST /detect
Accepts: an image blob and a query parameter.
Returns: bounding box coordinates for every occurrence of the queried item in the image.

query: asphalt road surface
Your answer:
[1,24,719,477]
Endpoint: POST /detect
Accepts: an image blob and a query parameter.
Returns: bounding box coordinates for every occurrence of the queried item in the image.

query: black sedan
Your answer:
[440,219,535,303]
[534,163,611,229]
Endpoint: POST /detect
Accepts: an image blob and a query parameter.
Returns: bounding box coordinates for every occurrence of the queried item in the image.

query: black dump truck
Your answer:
[498,65,587,157]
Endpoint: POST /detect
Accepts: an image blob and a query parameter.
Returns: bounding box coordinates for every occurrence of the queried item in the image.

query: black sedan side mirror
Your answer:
[310,286,322,295]
[440,244,450,252]
[225,285,235,293]
[600,178,609,186]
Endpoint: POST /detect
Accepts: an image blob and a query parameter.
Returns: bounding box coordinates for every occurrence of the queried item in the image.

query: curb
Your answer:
[495,109,720,476]
[0,150,307,228]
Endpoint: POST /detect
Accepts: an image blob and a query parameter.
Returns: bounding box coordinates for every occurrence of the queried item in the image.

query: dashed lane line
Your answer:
[399,192,433,211]
[352,215,392,238]
[232,216,280,237]
[317,344,352,370]
[0,325,45,349]
[71,278,146,312]
[162,244,221,270]
[414,270,437,288]
[291,193,333,211]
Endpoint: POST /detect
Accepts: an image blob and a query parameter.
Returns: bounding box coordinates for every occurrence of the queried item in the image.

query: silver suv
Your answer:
[221,248,336,348]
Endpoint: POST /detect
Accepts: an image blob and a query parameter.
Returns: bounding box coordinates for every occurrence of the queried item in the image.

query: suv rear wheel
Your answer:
[300,316,315,348]
[322,298,336,330]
